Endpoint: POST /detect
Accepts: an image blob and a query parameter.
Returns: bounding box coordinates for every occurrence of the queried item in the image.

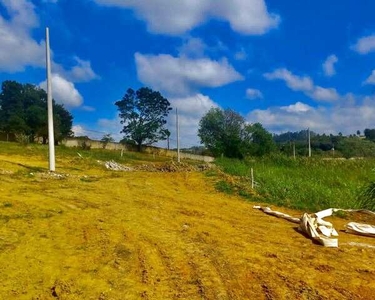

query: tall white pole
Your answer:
[176,108,180,163]
[308,128,311,158]
[46,27,55,171]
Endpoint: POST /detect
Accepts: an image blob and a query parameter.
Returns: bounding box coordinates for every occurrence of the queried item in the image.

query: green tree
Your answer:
[364,128,375,141]
[0,80,73,143]
[198,108,275,158]
[198,108,244,158]
[115,87,171,151]
[243,123,276,156]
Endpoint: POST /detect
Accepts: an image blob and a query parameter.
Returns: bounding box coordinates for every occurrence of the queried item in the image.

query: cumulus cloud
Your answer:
[40,74,83,107]
[364,70,375,85]
[0,0,45,72]
[264,68,340,102]
[247,96,375,135]
[352,34,375,54]
[64,57,100,83]
[178,37,207,58]
[280,102,312,113]
[308,86,340,102]
[322,54,338,77]
[52,57,99,83]
[94,0,280,35]
[264,68,313,91]
[72,125,86,136]
[246,88,263,100]
[234,48,247,61]
[135,52,243,96]
[166,93,220,147]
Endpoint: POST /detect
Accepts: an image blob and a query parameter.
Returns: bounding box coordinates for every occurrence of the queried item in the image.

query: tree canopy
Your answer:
[0,80,73,143]
[198,108,276,158]
[115,87,171,150]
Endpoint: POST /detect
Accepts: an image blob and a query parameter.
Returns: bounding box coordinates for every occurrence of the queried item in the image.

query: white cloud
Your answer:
[72,125,86,136]
[364,70,375,85]
[247,97,375,135]
[352,34,375,54]
[264,68,314,91]
[52,57,99,83]
[94,0,280,35]
[40,74,83,107]
[178,37,206,58]
[264,68,340,102]
[65,57,100,83]
[322,54,338,77]
[234,48,247,61]
[308,86,340,102]
[0,0,99,85]
[0,0,45,72]
[82,105,96,112]
[280,102,312,113]
[135,52,243,96]
[246,88,263,100]
[167,93,220,146]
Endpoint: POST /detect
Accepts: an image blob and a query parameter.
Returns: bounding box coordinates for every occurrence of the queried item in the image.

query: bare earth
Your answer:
[0,153,375,299]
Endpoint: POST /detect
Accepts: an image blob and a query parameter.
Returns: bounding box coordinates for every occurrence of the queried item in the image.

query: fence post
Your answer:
[251,168,254,189]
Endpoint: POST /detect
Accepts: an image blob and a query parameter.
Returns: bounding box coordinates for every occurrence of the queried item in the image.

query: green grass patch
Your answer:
[215,155,375,212]
[215,180,234,195]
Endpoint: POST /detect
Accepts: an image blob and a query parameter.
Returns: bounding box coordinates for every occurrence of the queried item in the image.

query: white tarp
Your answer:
[253,206,375,248]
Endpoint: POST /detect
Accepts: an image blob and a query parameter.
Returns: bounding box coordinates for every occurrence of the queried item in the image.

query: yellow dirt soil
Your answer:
[1,153,375,300]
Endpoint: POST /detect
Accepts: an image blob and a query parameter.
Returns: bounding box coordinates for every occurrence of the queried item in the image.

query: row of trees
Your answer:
[274,130,375,158]
[114,88,276,158]
[114,87,375,159]
[2,79,374,159]
[0,81,73,143]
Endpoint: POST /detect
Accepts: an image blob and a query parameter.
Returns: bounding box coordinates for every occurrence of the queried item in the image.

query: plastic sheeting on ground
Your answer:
[253,206,375,248]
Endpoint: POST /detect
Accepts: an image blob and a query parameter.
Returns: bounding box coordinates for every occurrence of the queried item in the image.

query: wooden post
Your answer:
[251,168,254,189]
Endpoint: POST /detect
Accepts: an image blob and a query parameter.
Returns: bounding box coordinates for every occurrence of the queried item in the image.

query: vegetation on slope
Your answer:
[215,155,375,211]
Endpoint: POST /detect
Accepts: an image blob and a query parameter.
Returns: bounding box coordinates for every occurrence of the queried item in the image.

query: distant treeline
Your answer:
[273,129,375,158]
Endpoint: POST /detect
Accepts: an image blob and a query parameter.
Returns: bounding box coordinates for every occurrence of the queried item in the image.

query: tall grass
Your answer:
[215,155,375,212]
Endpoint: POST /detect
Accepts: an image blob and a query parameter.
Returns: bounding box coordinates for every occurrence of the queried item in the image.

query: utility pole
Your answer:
[308,128,311,158]
[293,142,296,159]
[176,108,180,163]
[46,27,55,171]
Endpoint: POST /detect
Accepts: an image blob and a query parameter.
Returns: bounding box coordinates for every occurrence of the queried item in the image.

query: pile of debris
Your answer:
[102,160,213,173]
[135,161,213,173]
[104,160,133,171]
[39,172,69,179]
[254,206,375,248]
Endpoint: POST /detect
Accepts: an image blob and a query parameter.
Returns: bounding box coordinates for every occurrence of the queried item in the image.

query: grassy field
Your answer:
[215,155,375,212]
[1,142,375,299]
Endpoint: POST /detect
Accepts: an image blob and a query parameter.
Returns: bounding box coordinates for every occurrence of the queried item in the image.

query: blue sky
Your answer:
[1,0,375,147]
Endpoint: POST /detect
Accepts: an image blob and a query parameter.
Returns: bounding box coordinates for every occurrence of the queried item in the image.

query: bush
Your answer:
[15,133,30,145]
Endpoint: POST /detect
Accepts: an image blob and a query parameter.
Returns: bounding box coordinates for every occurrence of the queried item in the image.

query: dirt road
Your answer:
[0,154,375,299]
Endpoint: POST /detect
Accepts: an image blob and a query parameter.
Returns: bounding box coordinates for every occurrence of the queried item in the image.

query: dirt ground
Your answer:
[1,153,375,299]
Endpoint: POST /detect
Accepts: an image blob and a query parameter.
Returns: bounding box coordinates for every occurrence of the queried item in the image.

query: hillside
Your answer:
[0,143,375,299]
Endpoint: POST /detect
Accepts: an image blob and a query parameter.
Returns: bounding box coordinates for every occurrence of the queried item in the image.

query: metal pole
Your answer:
[293,142,296,159]
[46,27,55,171]
[176,108,180,163]
[308,128,311,158]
